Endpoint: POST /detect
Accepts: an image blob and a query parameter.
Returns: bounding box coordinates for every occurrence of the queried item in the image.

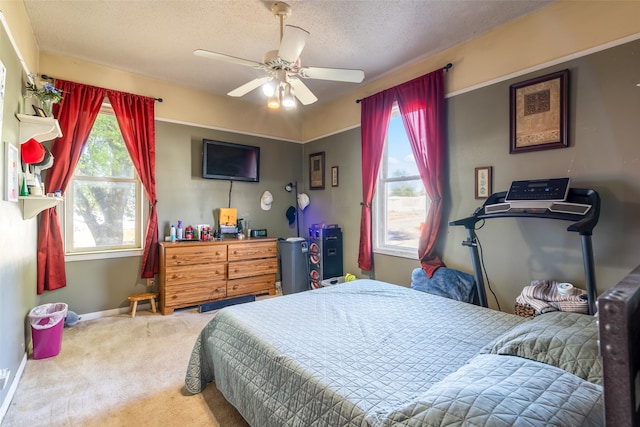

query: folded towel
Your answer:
[516,279,588,315]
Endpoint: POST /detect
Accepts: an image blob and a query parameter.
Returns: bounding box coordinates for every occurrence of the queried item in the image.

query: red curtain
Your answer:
[358,68,446,276]
[107,90,159,278]
[38,81,106,294]
[357,89,395,271]
[394,69,446,277]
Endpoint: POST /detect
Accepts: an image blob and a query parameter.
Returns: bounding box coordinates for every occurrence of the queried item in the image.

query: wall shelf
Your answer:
[19,196,63,220]
[16,114,62,144]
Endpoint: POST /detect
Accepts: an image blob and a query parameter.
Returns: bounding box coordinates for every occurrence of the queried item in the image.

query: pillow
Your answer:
[385,354,603,426]
[481,311,602,384]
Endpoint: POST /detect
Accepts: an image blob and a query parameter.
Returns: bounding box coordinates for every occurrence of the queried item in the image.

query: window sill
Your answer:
[373,247,418,260]
[65,249,143,262]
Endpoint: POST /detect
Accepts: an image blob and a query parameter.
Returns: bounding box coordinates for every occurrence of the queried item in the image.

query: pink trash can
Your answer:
[29,303,68,360]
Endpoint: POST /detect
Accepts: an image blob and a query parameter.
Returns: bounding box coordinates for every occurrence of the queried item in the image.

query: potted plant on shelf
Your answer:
[25,78,63,117]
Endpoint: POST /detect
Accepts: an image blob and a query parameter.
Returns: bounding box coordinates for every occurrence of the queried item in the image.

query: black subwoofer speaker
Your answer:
[308,225,343,289]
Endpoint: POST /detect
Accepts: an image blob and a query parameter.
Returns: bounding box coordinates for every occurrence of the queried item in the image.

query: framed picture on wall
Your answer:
[475,166,492,199]
[510,69,569,154]
[4,141,19,202]
[331,166,339,187]
[309,151,325,190]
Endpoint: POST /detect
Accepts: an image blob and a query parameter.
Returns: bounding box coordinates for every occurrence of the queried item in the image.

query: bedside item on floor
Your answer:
[64,310,81,327]
[127,292,158,318]
[515,280,587,317]
[411,267,475,303]
[29,303,68,359]
[557,282,573,295]
[198,295,256,313]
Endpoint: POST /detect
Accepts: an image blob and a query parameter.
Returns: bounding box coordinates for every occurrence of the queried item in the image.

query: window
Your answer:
[373,107,429,258]
[63,104,144,257]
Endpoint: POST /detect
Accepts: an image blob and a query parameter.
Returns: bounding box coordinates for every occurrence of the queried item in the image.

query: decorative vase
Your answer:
[41,99,53,117]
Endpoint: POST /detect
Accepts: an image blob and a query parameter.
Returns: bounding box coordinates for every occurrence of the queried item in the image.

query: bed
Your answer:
[183,273,638,426]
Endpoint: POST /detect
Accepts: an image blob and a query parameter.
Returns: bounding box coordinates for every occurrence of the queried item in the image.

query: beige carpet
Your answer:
[3,306,250,427]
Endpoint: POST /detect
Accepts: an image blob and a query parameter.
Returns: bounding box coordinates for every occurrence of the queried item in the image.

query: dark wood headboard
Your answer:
[598,264,640,427]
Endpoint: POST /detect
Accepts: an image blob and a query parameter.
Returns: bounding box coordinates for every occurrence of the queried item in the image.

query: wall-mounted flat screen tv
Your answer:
[202,139,260,182]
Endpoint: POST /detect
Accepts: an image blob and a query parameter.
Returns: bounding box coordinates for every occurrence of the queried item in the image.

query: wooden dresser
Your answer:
[158,238,277,314]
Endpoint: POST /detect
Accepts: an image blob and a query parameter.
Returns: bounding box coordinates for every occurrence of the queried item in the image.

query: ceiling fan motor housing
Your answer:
[271,2,292,20]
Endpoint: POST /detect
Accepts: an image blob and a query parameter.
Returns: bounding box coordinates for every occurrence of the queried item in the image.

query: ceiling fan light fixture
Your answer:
[262,79,276,97]
[267,91,281,109]
[282,83,296,108]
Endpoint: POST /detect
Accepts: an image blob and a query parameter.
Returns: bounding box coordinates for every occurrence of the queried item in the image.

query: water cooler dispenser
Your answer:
[278,237,310,295]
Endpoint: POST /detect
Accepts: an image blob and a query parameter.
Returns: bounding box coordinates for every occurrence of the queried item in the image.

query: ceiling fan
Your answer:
[193,2,365,109]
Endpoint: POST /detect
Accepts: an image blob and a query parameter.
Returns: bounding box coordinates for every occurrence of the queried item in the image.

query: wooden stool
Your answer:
[127,292,158,318]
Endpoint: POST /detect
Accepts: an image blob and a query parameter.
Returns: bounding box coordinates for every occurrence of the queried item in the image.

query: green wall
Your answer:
[443,38,640,310]
[0,22,38,409]
[35,120,304,314]
[303,38,640,309]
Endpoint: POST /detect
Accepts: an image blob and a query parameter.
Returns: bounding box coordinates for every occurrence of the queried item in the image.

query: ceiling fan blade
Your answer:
[288,78,318,105]
[278,25,309,63]
[194,49,263,69]
[227,76,273,97]
[298,67,365,83]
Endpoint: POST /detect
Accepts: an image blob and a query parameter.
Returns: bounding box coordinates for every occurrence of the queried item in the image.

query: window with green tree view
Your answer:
[63,105,144,255]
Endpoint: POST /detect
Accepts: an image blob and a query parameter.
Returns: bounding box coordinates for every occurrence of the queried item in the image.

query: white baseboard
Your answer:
[0,353,27,424]
[75,303,156,322]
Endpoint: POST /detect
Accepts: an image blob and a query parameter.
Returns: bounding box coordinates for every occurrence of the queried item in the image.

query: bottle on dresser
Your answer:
[177,220,183,240]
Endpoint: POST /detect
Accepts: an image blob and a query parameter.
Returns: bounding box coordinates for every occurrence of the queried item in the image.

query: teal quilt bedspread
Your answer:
[185,279,603,426]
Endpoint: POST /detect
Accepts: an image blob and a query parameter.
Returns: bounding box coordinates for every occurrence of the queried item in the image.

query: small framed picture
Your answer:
[331,166,339,187]
[309,151,325,190]
[4,141,19,202]
[475,166,492,199]
[32,105,47,117]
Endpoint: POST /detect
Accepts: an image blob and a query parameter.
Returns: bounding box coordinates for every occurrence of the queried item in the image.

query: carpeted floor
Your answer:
[3,306,250,427]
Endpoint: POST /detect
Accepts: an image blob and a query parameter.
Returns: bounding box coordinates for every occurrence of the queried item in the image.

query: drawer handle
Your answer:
[233,284,239,290]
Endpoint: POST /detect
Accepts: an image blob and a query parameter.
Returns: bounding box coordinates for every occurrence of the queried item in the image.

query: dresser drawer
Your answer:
[227,275,276,297]
[228,241,276,261]
[228,257,277,280]
[164,245,227,267]
[165,263,226,286]
[163,281,227,308]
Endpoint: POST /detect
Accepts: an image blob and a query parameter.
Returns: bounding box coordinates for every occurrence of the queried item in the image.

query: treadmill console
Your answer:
[505,178,570,202]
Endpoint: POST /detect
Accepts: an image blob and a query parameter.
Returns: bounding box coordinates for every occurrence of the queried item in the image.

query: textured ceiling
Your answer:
[22,0,553,110]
